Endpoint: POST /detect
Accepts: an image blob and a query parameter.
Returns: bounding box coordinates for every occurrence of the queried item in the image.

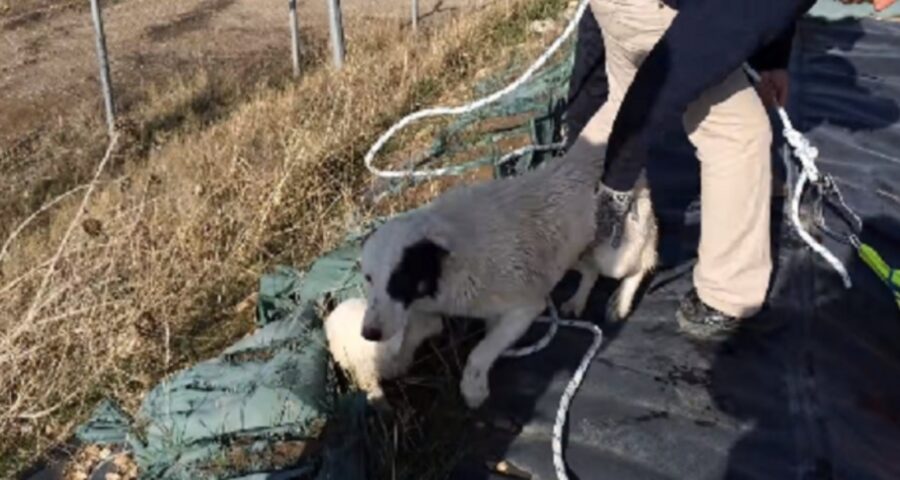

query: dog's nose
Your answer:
[362,326,382,341]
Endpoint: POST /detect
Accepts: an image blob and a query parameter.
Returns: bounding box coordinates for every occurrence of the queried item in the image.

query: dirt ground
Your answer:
[0,0,493,147]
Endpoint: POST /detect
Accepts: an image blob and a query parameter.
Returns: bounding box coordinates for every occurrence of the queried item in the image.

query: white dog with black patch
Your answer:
[359,146,656,408]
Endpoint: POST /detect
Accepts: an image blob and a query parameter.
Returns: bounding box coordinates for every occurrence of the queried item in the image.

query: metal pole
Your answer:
[411,0,419,32]
[289,0,301,77]
[89,0,116,136]
[326,0,345,68]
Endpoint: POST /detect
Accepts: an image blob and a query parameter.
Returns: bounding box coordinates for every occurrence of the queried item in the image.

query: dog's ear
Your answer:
[386,238,449,307]
[420,215,455,253]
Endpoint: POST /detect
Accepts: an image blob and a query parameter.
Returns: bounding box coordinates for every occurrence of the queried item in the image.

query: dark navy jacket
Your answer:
[601,0,818,191]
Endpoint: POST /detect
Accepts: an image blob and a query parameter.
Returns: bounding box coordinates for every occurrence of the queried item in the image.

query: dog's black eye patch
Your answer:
[387,238,448,307]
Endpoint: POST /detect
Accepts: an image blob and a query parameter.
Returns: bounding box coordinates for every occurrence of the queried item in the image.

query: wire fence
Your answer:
[87,0,429,138]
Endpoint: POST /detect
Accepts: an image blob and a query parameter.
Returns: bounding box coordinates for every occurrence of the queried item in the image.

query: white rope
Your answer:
[501,300,561,358]
[743,64,852,288]
[791,169,853,288]
[499,302,603,480]
[371,142,568,204]
[363,0,591,179]
[551,319,602,480]
[500,300,603,480]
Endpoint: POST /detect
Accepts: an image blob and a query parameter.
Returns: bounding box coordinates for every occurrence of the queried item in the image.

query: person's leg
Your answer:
[570,0,773,327]
[564,0,672,166]
[565,4,607,148]
[682,69,773,321]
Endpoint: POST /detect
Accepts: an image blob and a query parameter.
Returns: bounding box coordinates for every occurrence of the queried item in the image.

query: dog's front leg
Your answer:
[461,303,545,408]
[562,255,601,317]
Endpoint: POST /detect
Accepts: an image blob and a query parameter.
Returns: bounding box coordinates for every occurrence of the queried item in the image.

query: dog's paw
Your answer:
[604,285,631,322]
[604,295,623,323]
[460,368,489,409]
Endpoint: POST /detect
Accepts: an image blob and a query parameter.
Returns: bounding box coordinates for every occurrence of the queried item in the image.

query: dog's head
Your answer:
[359,214,450,342]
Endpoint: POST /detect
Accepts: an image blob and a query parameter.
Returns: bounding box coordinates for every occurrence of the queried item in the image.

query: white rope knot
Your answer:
[778,109,821,183]
[742,64,852,288]
[774,103,851,288]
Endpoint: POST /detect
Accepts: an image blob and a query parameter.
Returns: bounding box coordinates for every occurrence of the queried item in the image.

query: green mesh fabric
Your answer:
[376,47,575,202]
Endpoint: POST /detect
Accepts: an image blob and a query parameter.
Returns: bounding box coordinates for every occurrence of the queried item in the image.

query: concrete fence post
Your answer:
[411,0,419,32]
[289,0,301,77]
[89,0,116,136]
[326,0,346,68]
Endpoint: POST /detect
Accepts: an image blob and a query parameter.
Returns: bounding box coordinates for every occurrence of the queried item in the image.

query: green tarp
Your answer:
[76,246,368,480]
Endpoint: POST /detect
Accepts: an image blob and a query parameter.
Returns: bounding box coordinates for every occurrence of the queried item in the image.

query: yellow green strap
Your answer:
[858,243,900,310]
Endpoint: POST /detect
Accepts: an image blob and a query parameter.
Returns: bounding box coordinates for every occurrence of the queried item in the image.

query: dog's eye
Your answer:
[364,274,372,283]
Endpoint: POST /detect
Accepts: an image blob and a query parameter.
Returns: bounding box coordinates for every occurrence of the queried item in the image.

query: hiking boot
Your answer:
[676,288,741,339]
[596,182,635,249]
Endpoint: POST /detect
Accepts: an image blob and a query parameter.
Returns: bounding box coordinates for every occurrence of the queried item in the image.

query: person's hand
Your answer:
[838,0,897,12]
[755,69,790,108]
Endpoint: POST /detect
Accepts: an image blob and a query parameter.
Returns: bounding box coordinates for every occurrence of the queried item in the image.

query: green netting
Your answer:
[74,43,577,480]
[377,46,575,200]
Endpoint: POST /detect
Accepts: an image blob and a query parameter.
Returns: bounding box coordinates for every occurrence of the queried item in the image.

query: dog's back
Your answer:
[423,157,598,317]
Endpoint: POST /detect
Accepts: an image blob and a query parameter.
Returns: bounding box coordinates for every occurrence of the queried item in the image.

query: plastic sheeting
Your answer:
[72,253,371,480]
[450,12,900,480]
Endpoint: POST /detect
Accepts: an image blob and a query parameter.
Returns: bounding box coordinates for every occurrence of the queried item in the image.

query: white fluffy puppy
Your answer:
[359,153,599,409]
[324,297,442,404]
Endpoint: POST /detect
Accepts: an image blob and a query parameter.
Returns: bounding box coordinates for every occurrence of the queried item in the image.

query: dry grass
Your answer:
[0,0,81,20]
[0,45,306,251]
[62,445,137,480]
[0,0,572,476]
[0,0,133,34]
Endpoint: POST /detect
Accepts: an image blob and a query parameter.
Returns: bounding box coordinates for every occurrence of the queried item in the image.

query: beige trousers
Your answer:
[567,0,773,317]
